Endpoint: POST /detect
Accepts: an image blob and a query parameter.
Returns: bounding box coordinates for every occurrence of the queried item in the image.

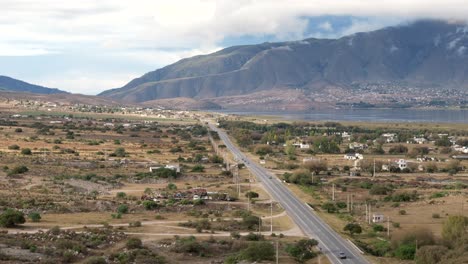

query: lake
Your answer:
[217,109,468,123]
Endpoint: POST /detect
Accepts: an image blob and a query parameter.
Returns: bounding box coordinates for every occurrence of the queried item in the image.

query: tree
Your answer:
[0,209,26,227]
[112,147,127,157]
[117,204,129,214]
[191,164,205,172]
[435,136,452,147]
[116,192,127,199]
[245,191,259,199]
[389,145,408,154]
[303,160,328,175]
[322,202,337,213]
[285,239,319,263]
[237,241,274,261]
[28,212,41,222]
[167,183,177,190]
[242,215,262,230]
[442,215,468,245]
[344,223,362,235]
[126,238,143,249]
[21,148,32,155]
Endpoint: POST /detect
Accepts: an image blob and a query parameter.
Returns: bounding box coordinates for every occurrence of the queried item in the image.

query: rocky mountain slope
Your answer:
[100,20,468,109]
[0,76,67,94]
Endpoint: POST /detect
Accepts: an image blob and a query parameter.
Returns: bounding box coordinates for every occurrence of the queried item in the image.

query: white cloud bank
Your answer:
[0,0,467,94]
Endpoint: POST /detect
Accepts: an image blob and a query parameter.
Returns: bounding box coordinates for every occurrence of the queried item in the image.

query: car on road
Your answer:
[338,252,347,259]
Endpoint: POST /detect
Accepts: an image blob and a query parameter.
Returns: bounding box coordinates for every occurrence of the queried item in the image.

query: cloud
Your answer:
[1,0,468,94]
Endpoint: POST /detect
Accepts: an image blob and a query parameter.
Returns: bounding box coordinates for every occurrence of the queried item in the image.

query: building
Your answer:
[372,213,384,223]
[382,133,396,143]
[396,159,407,170]
[349,142,368,150]
[344,153,363,160]
[149,164,181,173]
[412,137,427,144]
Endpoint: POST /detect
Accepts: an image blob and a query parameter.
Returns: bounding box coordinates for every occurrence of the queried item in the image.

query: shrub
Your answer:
[432,213,440,219]
[191,164,205,172]
[116,192,127,199]
[28,212,41,222]
[8,165,29,175]
[126,238,143,249]
[129,221,142,228]
[8,144,20,150]
[245,191,259,199]
[0,209,26,227]
[117,204,129,214]
[285,239,319,263]
[344,223,362,235]
[373,224,385,232]
[237,241,274,261]
[21,148,32,155]
[393,222,400,228]
[85,257,107,264]
[399,210,407,215]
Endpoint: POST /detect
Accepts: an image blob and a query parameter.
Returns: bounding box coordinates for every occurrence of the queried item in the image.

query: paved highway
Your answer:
[209,123,369,264]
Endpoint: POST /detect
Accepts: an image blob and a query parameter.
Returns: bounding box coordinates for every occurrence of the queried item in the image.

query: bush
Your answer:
[432,213,440,219]
[116,192,127,199]
[245,191,259,199]
[117,204,129,214]
[373,224,385,232]
[8,165,29,175]
[285,239,319,263]
[21,148,32,155]
[0,209,26,227]
[344,223,362,235]
[191,164,205,172]
[85,257,107,264]
[369,185,392,195]
[393,222,400,228]
[127,238,143,249]
[28,212,41,222]
[399,210,407,215]
[8,144,20,150]
[237,241,274,261]
[15,128,23,133]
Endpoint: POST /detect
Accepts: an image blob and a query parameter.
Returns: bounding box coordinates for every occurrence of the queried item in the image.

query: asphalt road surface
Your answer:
[209,123,369,264]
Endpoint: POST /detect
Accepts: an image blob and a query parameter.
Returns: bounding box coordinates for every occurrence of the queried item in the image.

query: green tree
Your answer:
[21,148,32,155]
[343,223,362,235]
[117,204,129,214]
[285,239,319,263]
[303,160,328,175]
[28,212,41,222]
[0,209,26,227]
[245,191,259,199]
[415,245,448,264]
[237,241,274,261]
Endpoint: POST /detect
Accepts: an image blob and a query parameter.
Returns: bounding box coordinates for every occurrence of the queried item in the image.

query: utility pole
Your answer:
[373,158,376,179]
[387,216,390,237]
[332,183,335,201]
[368,204,372,224]
[347,194,350,213]
[275,241,279,264]
[270,200,273,233]
[365,203,368,223]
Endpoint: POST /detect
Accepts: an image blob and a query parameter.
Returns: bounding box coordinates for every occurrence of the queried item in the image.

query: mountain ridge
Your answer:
[97,20,468,109]
[0,75,67,95]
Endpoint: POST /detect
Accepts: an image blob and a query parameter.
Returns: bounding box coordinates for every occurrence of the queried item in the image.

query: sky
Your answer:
[1,0,468,95]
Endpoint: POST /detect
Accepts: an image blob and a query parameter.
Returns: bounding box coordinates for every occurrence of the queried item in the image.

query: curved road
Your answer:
[209,123,369,264]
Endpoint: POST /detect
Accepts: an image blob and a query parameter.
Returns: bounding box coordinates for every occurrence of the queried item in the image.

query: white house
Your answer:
[344,153,364,160]
[412,137,427,144]
[341,132,351,141]
[372,213,384,223]
[349,142,368,150]
[382,133,396,143]
[292,143,310,149]
[396,159,407,170]
[149,164,180,173]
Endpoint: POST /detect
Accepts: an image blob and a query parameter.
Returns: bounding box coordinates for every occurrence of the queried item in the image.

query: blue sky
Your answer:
[0,0,466,94]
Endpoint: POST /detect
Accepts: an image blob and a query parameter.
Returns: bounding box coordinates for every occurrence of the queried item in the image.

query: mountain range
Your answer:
[0,76,66,95]
[99,20,468,110]
[2,20,468,110]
